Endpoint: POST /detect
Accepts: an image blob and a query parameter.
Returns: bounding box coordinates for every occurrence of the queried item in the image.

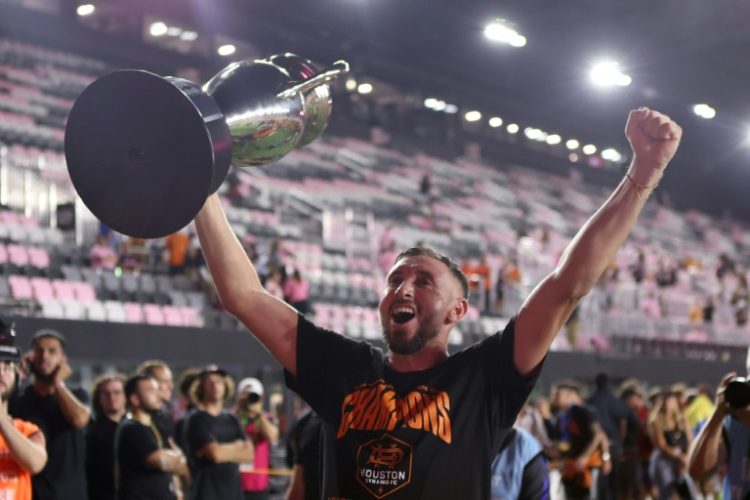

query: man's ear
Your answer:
[447,298,469,324]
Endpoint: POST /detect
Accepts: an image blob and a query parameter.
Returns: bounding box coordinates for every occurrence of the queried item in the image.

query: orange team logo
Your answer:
[337,380,452,444]
[357,434,413,498]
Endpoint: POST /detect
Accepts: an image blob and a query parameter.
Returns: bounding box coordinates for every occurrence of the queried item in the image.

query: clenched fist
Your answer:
[625,107,682,186]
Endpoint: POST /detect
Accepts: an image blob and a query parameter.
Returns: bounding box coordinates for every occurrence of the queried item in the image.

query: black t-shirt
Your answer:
[153,408,175,442]
[9,384,89,500]
[115,418,174,500]
[285,315,540,499]
[86,414,122,500]
[185,409,245,500]
[286,411,324,500]
[586,390,628,454]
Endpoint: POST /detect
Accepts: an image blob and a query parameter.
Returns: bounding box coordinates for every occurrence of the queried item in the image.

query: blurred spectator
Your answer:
[165,230,191,275]
[86,373,126,500]
[630,249,646,284]
[0,319,47,500]
[11,329,90,500]
[688,372,749,499]
[185,366,253,500]
[685,384,715,435]
[553,381,611,499]
[619,387,650,500]
[116,374,187,500]
[285,410,322,500]
[90,234,119,270]
[236,378,279,500]
[647,390,694,499]
[494,258,506,313]
[137,360,175,441]
[490,427,549,499]
[516,402,553,454]
[716,253,735,280]
[702,296,715,325]
[586,373,629,499]
[284,269,311,316]
[265,269,285,301]
[174,367,201,456]
[121,237,148,273]
[731,274,749,327]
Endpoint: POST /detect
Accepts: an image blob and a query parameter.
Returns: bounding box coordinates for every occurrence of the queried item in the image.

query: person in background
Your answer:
[11,329,90,500]
[490,426,549,499]
[283,269,311,316]
[137,360,175,441]
[90,234,119,270]
[86,373,127,500]
[648,390,694,499]
[174,367,201,453]
[165,229,191,275]
[236,378,279,500]
[0,319,47,500]
[284,409,323,500]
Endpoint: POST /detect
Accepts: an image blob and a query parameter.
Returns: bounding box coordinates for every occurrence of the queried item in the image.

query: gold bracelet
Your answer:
[625,171,658,191]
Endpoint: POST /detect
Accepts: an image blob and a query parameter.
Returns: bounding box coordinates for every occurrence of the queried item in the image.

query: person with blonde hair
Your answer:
[648,390,694,499]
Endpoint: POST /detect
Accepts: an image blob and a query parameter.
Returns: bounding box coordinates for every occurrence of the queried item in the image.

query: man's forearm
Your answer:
[688,409,726,479]
[0,418,46,473]
[194,195,263,314]
[55,384,90,429]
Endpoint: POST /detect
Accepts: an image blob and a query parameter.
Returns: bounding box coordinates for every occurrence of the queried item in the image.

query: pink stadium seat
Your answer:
[7,244,29,267]
[72,281,97,303]
[143,304,165,325]
[162,306,184,326]
[124,303,144,323]
[51,280,75,302]
[28,247,50,269]
[179,306,202,327]
[9,275,32,300]
[30,277,53,301]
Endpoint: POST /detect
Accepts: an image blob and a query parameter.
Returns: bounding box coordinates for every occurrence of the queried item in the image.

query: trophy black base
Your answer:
[64,70,230,239]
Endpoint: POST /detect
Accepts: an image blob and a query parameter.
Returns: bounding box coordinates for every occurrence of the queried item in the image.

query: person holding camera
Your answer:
[688,372,750,499]
[236,378,279,500]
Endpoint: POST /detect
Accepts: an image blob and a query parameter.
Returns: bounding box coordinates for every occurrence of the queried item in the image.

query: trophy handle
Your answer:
[277,60,350,98]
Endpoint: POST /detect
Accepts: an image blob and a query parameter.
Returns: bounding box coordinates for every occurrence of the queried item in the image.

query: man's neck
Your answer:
[104,410,125,423]
[388,344,449,372]
[131,409,152,426]
[200,401,223,416]
[32,379,56,397]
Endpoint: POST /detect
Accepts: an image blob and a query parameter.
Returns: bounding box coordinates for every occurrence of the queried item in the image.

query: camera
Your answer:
[246,393,261,404]
[725,377,750,409]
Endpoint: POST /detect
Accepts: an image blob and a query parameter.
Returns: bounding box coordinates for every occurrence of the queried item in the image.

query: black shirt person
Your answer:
[10,329,91,500]
[115,374,188,500]
[184,366,253,500]
[86,373,127,500]
[194,108,682,497]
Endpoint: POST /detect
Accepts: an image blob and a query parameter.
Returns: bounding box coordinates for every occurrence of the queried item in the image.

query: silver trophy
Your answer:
[64,54,349,238]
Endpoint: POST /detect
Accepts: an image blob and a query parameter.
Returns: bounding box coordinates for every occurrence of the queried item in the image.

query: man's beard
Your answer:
[383,322,440,355]
[30,363,56,384]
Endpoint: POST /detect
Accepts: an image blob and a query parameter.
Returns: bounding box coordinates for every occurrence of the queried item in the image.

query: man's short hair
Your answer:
[136,360,170,378]
[124,374,153,401]
[30,329,67,349]
[394,247,469,299]
[555,379,582,395]
[91,373,126,417]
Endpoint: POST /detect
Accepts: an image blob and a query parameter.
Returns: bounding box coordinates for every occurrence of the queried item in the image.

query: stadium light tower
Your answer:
[76,4,95,16]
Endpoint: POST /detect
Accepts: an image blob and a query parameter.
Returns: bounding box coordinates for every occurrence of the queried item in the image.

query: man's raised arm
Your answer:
[194,194,299,374]
[515,108,682,375]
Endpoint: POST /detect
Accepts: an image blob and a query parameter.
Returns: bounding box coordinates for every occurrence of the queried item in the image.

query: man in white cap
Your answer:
[236,377,278,500]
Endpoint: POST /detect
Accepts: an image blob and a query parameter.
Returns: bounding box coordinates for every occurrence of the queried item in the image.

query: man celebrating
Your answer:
[0,320,47,500]
[195,108,681,497]
[115,374,188,500]
[11,329,90,500]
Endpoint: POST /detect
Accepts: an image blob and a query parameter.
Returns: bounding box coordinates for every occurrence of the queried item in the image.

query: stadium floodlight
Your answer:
[693,103,716,120]
[601,148,622,162]
[345,78,357,92]
[76,4,95,16]
[589,60,632,88]
[488,116,503,128]
[357,83,373,94]
[424,98,439,109]
[149,22,168,37]
[546,134,561,145]
[217,44,236,56]
[506,123,519,134]
[167,26,182,37]
[582,144,597,155]
[484,20,527,48]
[566,139,580,150]
[464,110,482,122]
[180,31,198,41]
[444,104,458,114]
